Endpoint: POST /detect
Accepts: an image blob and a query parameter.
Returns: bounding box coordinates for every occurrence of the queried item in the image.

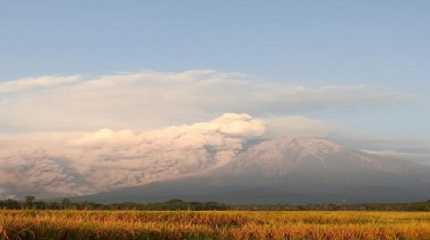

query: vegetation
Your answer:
[1,196,430,211]
[1,197,430,239]
[1,210,430,239]
[0,198,229,211]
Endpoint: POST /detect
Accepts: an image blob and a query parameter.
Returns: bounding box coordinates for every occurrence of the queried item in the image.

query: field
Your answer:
[1,210,430,240]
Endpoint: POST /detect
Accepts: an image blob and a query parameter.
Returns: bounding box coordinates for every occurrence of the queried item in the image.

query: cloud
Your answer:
[0,113,270,197]
[0,75,81,94]
[0,113,334,198]
[0,70,409,132]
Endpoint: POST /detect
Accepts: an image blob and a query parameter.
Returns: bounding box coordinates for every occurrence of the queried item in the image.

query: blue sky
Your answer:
[0,1,429,141]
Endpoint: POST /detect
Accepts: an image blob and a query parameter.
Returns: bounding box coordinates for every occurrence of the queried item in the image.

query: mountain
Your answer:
[1,113,429,203]
[0,151,93,199]
[0,113,267,199]
[78,137,430,204]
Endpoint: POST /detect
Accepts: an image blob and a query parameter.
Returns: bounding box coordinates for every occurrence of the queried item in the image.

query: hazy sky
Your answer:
[0,1,429,141]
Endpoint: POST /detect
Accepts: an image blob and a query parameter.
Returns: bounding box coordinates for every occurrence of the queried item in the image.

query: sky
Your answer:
[0,1,429,143]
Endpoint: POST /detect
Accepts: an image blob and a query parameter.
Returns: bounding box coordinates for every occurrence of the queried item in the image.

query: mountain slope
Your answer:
[0,113,266,199]
[79,137,430,204]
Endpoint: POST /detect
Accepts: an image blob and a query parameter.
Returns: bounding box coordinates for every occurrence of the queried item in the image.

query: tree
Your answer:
[61,198,72,209]
[24,196,35,209]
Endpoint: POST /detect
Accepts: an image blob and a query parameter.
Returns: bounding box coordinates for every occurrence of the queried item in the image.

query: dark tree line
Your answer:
[233,201,430,211]
[1,196,429,211]
[0,197,230,211]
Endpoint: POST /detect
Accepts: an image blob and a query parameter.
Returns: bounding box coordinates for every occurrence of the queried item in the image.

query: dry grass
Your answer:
[1,210,430,239]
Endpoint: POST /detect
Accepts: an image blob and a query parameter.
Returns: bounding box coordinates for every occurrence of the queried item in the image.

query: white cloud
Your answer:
[0,113,335,198]
[0,113,270,197]
[0,75,80,94]
[0,70,408,132]
[0,70,420,199]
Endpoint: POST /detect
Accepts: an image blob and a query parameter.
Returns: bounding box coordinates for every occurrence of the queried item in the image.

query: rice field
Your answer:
[1,210,430,240]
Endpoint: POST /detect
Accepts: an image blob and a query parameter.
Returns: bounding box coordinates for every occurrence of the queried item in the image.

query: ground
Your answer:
[1,210,430,240]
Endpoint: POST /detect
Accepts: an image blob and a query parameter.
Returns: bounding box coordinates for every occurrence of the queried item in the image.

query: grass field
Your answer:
[1,210,430,240]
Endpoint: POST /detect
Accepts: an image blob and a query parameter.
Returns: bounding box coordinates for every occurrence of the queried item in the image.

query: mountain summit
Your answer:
[79,137,430,204]
[1,114,429,203]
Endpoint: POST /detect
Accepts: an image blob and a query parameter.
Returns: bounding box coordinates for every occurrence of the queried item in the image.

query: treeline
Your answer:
[0,197,229,211]
[1,196,430,211]
[234,201,430,211]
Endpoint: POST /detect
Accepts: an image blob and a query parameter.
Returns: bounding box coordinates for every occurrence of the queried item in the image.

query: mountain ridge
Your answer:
[75,137,430,204]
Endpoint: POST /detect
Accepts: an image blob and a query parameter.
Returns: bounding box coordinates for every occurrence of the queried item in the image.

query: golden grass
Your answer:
[1,210,430,239]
